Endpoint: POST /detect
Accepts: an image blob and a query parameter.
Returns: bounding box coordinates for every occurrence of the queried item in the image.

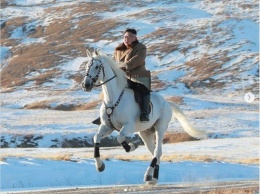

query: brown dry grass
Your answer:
[181,53,230,87]
[1,0,258,95]
[146,28,180,58]
[0,153,72,162]
[92,151,259,165]
[151,75,167,91]
[165,96,183,104]
[1,1,121,89]
[1,150,258,165]
[24,99,101,110]
[163,132,196,143]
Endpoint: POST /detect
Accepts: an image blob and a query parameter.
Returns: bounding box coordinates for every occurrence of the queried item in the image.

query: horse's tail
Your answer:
[169,102,207,139]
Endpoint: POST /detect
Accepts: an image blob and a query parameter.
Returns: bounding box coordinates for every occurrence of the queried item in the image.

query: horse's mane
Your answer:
[94,52,127,90]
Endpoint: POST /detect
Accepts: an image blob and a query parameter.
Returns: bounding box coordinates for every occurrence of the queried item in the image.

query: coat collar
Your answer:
[115,40,139,51]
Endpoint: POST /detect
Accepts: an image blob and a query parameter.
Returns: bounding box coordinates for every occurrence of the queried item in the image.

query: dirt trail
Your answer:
[8,180,259,194]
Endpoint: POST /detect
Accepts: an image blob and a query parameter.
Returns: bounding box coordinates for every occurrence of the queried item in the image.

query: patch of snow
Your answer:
[1,157,258,190]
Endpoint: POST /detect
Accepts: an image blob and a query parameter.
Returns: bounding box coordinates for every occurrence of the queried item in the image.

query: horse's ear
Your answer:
[86,49,92,58]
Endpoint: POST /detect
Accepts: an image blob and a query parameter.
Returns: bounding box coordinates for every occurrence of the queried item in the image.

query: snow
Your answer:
[1,157,258,191]
[0,0,259,192]
[0,46,10,62]
[1,136,259,192]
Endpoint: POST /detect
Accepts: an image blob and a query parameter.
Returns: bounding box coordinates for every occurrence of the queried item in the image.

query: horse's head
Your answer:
[81,50,105,92]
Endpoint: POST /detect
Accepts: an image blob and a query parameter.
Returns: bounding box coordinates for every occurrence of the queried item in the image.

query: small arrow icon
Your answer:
[244,92,255,103]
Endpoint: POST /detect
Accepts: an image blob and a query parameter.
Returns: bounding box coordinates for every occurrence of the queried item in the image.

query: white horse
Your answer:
[81,50,207,185]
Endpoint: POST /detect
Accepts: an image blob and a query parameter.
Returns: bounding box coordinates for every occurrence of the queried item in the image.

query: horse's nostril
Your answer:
[81,80,93,92]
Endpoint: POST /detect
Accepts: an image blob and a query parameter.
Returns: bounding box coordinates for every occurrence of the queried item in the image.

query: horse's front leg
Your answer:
[117,122,138,152]
[93,124,113,172]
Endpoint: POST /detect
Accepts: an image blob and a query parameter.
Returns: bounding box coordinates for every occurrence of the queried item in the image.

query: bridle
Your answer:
[84,58,116,87]
[83,57,124,130]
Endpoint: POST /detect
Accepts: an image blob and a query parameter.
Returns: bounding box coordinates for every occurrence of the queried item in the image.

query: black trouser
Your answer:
[127,79,150,96]
[128,79,150,122]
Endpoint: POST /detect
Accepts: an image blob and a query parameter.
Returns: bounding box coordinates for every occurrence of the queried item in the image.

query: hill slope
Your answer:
[0,0,259,148]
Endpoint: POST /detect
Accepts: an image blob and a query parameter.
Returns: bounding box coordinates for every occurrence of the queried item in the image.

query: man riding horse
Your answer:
[93,28,151,124]
[82,49,207,185]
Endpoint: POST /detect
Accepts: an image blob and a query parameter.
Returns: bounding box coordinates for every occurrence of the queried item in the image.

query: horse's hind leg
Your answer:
[144,125,167,185]
[139,130,156,182]
[139,130,155,155]
[93,125,113,172]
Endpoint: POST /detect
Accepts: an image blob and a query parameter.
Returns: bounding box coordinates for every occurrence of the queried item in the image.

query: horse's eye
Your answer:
[95,65,99,69]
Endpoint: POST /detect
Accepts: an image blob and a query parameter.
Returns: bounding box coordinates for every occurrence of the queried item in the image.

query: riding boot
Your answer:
[92,117,101,125]
[140,95,150,122]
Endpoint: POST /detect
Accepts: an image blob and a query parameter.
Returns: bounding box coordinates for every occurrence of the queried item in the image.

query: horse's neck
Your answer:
[101,69,123,105]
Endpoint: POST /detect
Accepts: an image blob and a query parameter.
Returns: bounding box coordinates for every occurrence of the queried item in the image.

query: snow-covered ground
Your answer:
[1,156,258,192]
[1,136,259,191]
[0,0,259,192]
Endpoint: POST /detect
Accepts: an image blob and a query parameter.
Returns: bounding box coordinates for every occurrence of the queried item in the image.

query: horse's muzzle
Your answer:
[81,80,93,92]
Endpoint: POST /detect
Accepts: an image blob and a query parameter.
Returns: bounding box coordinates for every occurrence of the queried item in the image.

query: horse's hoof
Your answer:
[146,178,158,185]
[129,142,139,152]
[144,175,152,182]
[97,162,105,172]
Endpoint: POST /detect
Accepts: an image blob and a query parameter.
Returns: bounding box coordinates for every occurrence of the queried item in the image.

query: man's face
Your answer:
[123,32,137,47]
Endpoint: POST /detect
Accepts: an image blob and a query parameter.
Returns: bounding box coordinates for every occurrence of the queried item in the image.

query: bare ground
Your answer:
[6,180,259,194]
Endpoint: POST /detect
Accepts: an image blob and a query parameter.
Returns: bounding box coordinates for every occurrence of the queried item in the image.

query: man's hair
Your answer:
[124,28,137,35]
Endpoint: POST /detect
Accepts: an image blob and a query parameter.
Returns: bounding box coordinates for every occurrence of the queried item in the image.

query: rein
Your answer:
[95,74,116,87]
